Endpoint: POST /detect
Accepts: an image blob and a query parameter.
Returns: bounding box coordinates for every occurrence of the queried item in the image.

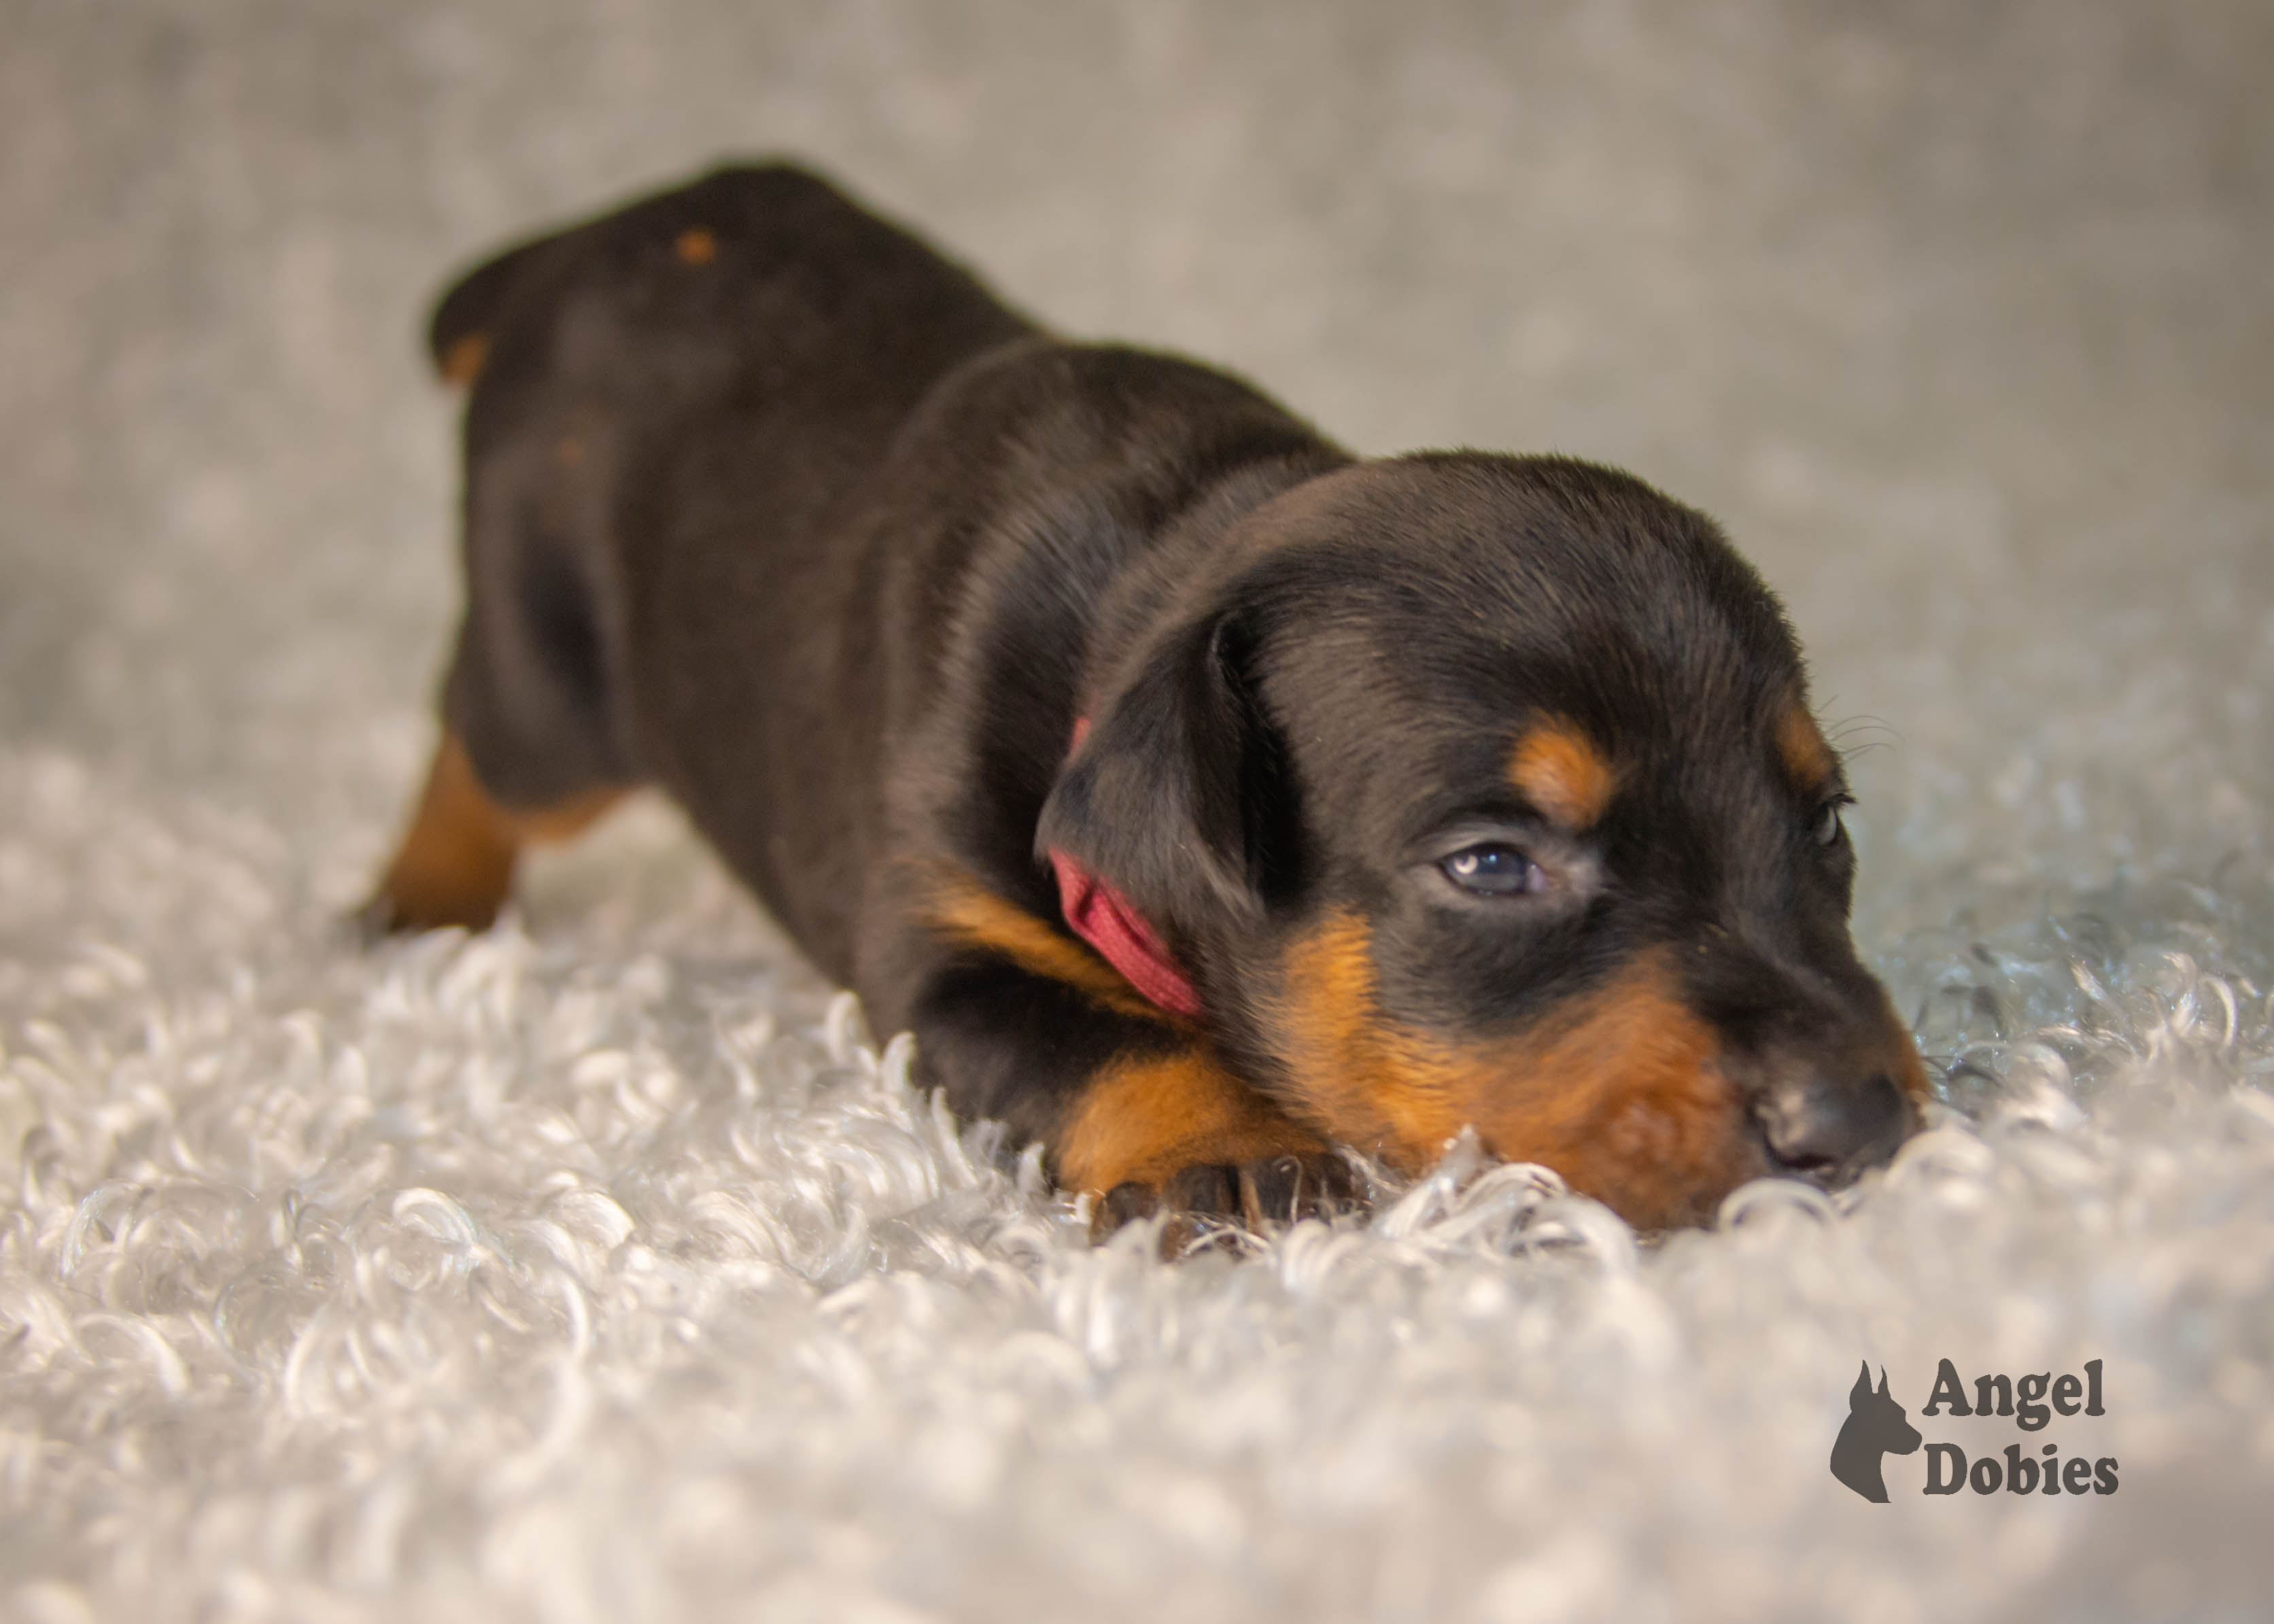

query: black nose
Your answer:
[1756,1071,1910,1184]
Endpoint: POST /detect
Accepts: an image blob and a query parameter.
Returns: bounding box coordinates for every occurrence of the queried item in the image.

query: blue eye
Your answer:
[1440,843,1540,897]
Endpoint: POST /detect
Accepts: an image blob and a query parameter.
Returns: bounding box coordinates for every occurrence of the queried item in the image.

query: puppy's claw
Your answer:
[1092,1151,1362,1251]
[1100,1181,1159,1233]
[1164,1163,1238,1216]
[1238,1155,1305,1227]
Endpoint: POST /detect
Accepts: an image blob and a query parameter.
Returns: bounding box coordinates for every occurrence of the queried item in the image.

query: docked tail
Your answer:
[422,162,816,390]
[424,233,553,388]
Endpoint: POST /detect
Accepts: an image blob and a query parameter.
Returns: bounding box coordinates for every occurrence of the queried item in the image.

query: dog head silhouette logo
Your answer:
[1830,1362,1921,1502]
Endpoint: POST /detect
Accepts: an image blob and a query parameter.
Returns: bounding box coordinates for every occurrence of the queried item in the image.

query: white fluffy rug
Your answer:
[5,3,2272,1620]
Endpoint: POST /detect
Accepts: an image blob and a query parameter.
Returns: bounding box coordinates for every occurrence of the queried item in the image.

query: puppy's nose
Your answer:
[1755,1070,1910,1184]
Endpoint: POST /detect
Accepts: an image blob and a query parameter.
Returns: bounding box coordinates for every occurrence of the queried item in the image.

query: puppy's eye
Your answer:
[1440,843,1542,896]
[1810,798,1850,847]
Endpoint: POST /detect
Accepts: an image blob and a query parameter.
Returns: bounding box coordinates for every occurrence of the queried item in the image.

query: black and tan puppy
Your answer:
[366,163,1927,1236]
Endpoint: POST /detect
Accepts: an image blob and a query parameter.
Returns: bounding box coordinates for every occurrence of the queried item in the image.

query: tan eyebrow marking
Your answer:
[674,226,718,265]
[1508,719,1615,829]
[1776,704,1839,797]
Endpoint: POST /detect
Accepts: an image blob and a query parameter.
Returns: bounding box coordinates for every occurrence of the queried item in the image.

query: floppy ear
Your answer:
[1035,607,1295,944]
[1850,1362,1874,1405]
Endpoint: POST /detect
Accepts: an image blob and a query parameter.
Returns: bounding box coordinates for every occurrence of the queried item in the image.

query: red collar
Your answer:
[1047,847,1205,1019]
[1044,718,1205,1020]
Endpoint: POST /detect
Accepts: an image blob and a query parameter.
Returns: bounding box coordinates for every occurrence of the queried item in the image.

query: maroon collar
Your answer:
[1045,718,1205,1020]
[1047,847,1204,1019]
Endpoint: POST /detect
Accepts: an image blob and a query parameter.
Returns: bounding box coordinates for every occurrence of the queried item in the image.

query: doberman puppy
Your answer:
[366,162,1927,1237]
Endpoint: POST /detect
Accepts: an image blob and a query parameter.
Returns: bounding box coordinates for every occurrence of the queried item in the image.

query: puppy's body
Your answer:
[374,163,1926,1232]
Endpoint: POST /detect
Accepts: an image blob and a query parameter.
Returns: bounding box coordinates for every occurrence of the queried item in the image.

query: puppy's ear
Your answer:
[1035,609,1296,943]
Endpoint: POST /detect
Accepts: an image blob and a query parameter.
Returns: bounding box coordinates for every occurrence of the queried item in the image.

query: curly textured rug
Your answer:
[4,3,2271,1621]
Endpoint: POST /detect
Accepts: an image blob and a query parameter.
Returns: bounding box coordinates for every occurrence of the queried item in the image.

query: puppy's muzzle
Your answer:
[1752,1063,1914,1186]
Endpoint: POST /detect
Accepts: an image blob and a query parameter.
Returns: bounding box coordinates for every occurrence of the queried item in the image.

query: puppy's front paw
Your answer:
[1059,1047,1365,1250]
[1095,1150,1363,1247]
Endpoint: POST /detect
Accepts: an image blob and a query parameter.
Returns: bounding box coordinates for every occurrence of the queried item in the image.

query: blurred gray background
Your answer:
[5,0,2270,961]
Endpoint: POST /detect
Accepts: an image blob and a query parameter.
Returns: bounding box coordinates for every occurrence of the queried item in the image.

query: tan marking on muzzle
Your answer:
[1271,911,1760,1229]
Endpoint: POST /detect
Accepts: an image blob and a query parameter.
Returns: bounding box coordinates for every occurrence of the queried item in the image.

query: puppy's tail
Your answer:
[425,235,555,390]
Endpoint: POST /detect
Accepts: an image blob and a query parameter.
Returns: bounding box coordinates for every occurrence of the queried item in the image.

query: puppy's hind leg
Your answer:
[366,350,638,937]
[358,731,623,937]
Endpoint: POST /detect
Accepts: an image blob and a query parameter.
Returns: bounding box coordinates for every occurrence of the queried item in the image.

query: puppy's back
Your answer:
[426,163,1031,411]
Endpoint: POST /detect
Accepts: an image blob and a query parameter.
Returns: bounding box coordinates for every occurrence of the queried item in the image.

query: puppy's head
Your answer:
[1039,454,1925,1229]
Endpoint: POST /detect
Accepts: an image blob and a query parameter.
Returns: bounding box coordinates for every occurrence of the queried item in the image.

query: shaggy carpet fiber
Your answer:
[3,3,2272,1620]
